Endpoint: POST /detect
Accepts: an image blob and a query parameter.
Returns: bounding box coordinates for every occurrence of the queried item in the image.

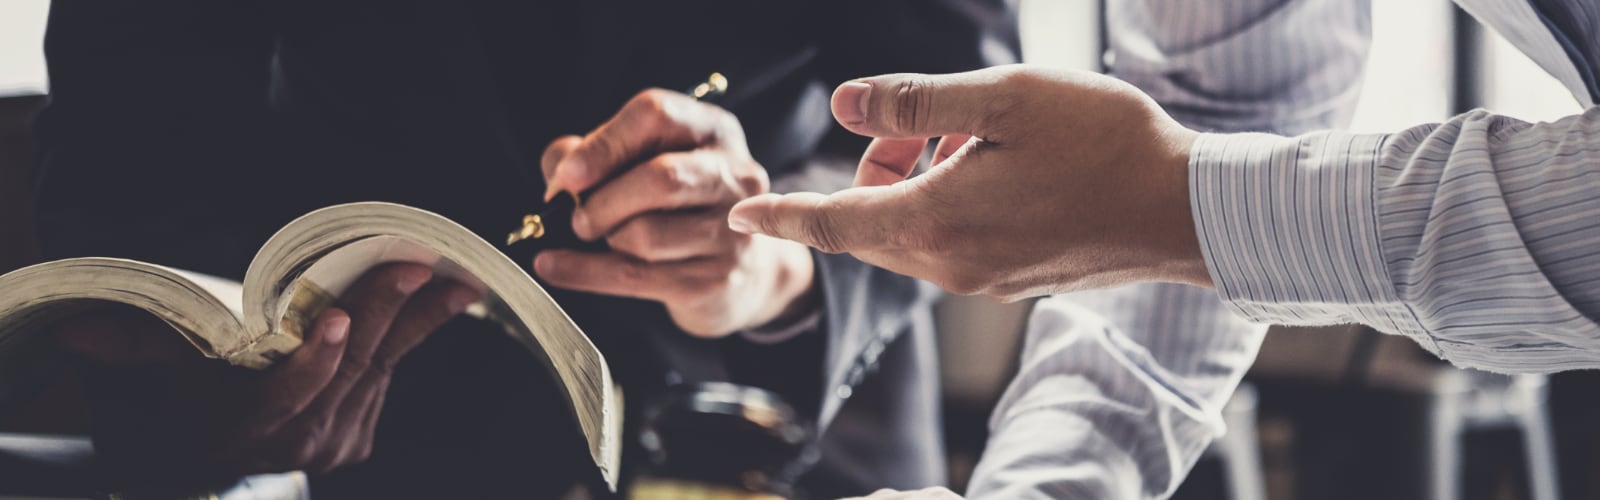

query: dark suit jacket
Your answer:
[33,0,1017,497]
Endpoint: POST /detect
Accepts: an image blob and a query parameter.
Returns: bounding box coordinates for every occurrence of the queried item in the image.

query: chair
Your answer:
[1202,382,1268,500]
[1426,370,1560,500]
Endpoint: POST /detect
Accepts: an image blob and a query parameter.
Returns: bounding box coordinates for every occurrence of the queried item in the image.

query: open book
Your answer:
[0,202,621,489]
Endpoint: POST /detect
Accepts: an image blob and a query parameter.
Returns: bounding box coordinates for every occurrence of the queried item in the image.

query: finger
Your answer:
[932,134,973,167]
[245,309,351,437]
[607,211,733,263]
[855,137,927,187]
[572,149,748,240]
[533,250,727,302]
[307,372,386,474]
[369,280,481,371]
[727,189,900,254]
[333,264,433,379]
[350,378,388,463]
[275,280,477,473]
[547,89,733,200]
[540,135,583,194]
[832,67,1015,139]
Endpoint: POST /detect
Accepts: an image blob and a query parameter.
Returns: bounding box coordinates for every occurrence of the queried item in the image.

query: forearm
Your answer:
[1194,106,1600,373]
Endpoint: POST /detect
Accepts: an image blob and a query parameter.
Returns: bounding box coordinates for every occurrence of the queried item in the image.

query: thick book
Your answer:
[0,202,621,489]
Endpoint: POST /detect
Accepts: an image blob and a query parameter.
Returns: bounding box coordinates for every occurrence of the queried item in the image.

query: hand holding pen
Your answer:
[518,72,818,339]
[506,72,727,247]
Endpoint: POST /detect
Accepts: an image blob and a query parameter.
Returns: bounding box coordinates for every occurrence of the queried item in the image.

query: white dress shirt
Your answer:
[971,0,1598,498]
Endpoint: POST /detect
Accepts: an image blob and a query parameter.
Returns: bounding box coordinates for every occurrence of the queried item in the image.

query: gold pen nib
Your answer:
[506,214,546,246]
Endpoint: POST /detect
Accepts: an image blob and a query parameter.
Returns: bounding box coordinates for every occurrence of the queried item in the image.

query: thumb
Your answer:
[832,67,1015,139]
[728,189,899,254]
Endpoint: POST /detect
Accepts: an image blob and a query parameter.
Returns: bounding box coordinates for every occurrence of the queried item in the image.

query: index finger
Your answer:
[855,137,926,188]
[540,135,583,194]
[546,89,735,201]
[726,188,898,254]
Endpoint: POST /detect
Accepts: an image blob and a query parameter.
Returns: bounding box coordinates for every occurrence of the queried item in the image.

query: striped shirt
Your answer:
[971,0,1598,498]
[1196,0,1600,373]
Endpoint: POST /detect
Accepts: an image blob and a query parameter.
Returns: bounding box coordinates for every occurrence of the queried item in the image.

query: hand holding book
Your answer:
[0,203,625,490]
[55,263,480,486]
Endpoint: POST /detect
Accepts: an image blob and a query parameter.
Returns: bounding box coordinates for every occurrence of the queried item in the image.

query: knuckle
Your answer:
[738,164,770,196]
[631,89,672,120]
[337,356,372,378]
[589,133,627,168]
[654,158,689,191]
[891,78,932,135]
[368,356,398,377]
[799,198,849,254]
[616,261,649,284]
[713,111,748,144]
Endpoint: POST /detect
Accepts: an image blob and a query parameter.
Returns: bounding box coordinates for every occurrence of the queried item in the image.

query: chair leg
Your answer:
[1221,384,1266,500]
[1428,384,1462,500]
[1514,375,1561,500]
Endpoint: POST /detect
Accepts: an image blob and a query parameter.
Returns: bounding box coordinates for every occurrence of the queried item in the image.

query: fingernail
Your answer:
[324,315,350,344]
[395,269,430,294]
[543,183,562,203]
[572,210,592,240]
[834,81,871,125]
[728,213,757,234]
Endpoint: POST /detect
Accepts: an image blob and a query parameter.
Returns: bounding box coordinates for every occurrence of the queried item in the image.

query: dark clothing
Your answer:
[34,0,1018,497]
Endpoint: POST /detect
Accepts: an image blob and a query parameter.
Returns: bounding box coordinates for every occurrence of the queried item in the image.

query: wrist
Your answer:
[1149,126,1212,286]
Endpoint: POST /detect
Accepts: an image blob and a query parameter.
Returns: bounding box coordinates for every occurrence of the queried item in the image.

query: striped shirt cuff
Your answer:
[1188,132,1434,347]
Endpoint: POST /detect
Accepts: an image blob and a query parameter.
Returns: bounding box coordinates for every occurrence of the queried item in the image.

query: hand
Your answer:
[536,89,815,338]
[56,263,482,485]
[727,65,1209,302]
[842,487,964,500]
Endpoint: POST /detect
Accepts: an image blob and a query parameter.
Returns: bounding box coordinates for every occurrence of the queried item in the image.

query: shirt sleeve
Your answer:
[1192,106,1600,373]
[966,297,1266,499]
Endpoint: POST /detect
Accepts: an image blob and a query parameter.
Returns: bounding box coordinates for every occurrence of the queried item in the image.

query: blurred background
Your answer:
[0,1,1593,499]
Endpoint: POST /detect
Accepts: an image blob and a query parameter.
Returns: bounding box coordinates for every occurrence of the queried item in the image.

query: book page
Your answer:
[166,268,246,323]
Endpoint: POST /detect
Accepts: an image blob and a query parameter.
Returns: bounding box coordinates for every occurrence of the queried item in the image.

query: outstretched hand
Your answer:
[728,65,1211,301]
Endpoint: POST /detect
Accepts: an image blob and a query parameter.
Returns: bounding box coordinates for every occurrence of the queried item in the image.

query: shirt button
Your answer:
[834,385,853,400]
